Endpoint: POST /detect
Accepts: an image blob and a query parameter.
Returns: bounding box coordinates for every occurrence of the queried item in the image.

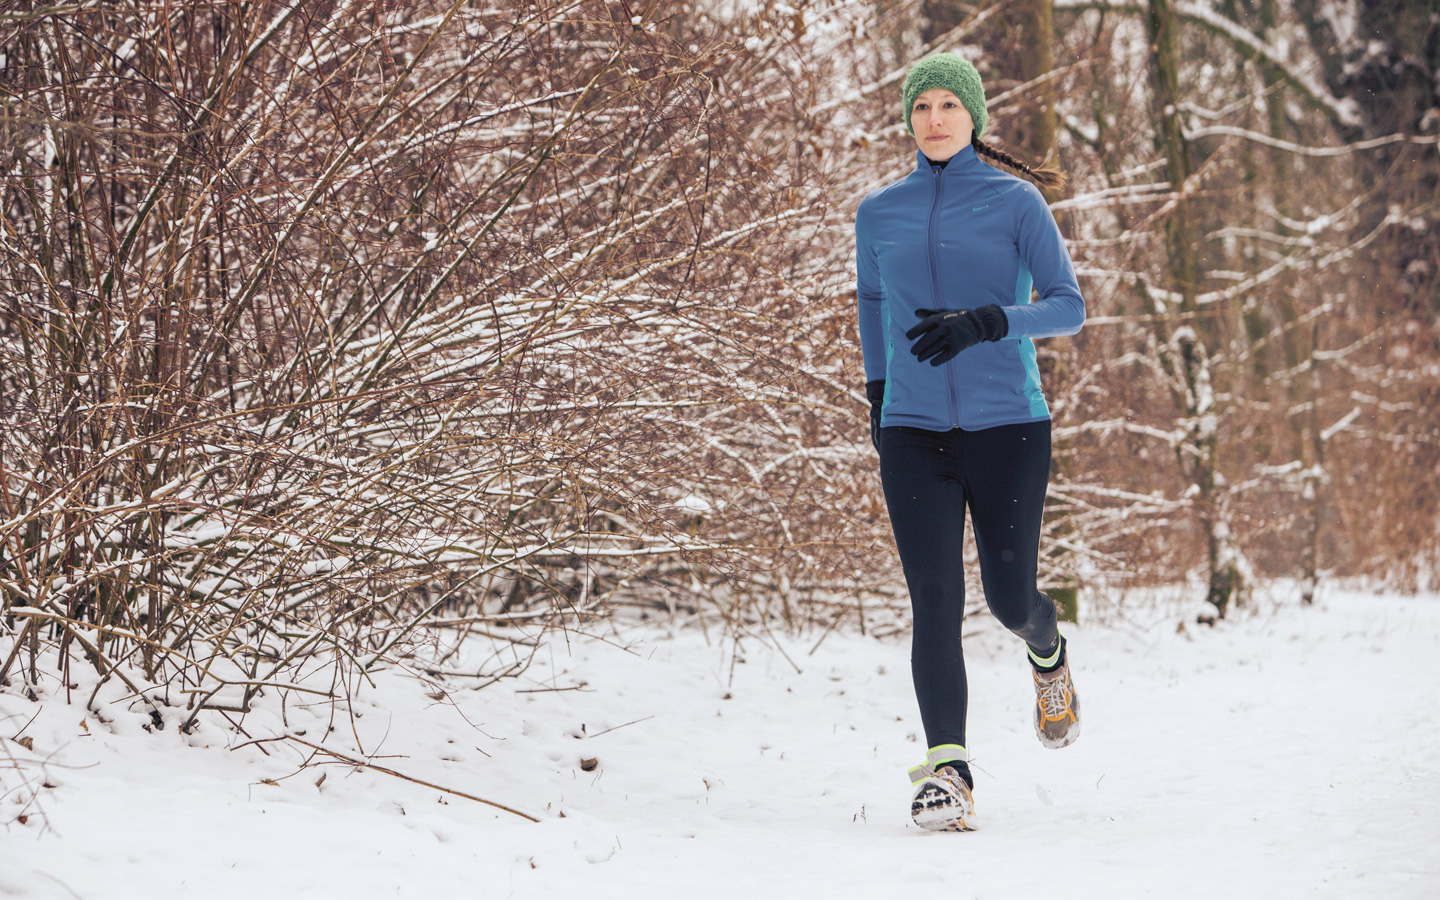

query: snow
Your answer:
[674,494,715,515]
[4,587,1439,898]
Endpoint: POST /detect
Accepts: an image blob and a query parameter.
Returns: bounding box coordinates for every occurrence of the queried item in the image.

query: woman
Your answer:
[855,54,1084,833]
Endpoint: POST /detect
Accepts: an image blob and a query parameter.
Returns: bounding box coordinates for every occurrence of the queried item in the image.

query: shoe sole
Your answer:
[910,781,977,832]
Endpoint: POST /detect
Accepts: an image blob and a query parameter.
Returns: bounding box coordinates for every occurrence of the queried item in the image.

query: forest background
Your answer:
[1,0,1437,715]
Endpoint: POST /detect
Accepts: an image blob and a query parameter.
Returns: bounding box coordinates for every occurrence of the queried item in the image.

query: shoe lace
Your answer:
[1036,674,1073,719]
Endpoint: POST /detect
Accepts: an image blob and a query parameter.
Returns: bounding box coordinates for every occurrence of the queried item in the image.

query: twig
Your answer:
[34,872,84,900]
[808,607,848,656]
[0,620,34,685]
[283,735,539,823]
[428,625,539,647]
[758,615,802,675]
[179,680,334,699]
[587,715,654,738]
[12,708,42,741]
[229,734,292,753]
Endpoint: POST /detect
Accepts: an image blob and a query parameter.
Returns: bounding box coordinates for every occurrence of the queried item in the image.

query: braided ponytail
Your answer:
[972,134,1067,194]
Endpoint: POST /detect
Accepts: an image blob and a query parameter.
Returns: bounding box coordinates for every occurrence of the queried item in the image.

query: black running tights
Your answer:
[879,421,1059,753]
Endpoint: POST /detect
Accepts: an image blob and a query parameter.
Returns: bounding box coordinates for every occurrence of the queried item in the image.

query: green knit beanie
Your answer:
[901,54,988,138]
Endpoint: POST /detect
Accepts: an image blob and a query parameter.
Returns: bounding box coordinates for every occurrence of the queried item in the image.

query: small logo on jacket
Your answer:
[972,204,989,211]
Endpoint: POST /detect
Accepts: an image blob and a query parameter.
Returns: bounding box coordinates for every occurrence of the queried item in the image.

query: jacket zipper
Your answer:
[927,165,959,427]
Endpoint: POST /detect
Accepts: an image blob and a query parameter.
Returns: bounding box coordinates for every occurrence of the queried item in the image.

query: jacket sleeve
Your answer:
[1003,182,1085,339]
[855,197,889,382]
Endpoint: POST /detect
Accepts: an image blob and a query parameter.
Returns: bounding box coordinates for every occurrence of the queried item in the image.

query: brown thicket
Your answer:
[0,0,878,712]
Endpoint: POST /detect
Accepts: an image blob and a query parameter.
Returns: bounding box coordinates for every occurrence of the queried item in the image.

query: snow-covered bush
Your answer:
[0,0,883,714]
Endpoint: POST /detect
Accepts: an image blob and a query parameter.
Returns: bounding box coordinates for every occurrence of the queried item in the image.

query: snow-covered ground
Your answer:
[3,587,1438,899]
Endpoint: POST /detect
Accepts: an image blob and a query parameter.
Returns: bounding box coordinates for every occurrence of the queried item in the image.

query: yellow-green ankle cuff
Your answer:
[926,743,968,767]
[909,744,969,784]
[1028,636,1064,669]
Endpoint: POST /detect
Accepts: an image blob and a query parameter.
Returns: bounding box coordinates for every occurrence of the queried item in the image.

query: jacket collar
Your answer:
[913,144,981,178]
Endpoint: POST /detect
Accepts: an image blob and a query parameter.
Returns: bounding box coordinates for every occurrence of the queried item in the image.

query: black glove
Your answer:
[865,379,886,451]
[905,304,1010,366]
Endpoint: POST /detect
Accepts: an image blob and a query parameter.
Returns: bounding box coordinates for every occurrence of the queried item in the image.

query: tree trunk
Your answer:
[1258,0,1324,605]
[1144,0,1248,617]
[1007,0,1058,169]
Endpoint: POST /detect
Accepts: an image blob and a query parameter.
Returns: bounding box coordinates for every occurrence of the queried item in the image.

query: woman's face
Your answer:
[911,89,974,162]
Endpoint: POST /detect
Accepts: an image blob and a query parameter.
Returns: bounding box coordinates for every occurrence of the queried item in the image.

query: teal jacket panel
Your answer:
[856,146,1085,431]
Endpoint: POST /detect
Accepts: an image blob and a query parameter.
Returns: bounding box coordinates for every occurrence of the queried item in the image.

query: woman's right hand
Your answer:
[906,305,1009,366]
[865,380,886,452]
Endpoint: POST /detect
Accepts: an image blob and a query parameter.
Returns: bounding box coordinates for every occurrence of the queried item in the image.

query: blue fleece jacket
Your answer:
[856,146,1085,431]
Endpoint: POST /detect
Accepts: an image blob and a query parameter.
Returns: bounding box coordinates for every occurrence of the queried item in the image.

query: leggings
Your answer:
[879,421,1059,754]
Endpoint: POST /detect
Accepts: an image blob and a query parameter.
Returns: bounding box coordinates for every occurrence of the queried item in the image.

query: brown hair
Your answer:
[972,133,1067,194]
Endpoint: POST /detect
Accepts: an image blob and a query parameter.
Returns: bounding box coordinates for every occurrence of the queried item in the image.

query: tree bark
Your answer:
[1006,0,1059,169]
[1144,0,1248,617]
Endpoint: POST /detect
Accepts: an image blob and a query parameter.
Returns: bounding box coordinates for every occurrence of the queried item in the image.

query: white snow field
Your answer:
[3,587,1438,899]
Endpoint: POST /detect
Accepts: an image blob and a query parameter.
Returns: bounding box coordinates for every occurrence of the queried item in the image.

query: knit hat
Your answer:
[901,54,988,138]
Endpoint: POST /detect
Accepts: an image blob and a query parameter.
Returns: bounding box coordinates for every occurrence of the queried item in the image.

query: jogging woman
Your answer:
[855,54,1084,833]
